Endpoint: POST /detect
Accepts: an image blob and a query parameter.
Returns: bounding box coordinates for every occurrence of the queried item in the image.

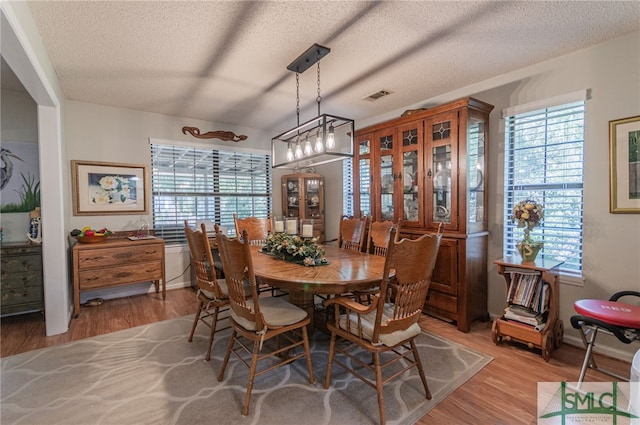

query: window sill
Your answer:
[560,273,585,287]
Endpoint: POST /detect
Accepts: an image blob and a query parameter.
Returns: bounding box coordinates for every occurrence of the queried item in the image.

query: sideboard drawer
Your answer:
[77,245,163,269]
[79,260,163,289]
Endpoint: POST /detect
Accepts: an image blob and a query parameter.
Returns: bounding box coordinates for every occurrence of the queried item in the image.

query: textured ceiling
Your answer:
[15,1,640,132]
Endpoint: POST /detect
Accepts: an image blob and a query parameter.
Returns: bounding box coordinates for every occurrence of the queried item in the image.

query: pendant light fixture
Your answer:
[272,44,354,169]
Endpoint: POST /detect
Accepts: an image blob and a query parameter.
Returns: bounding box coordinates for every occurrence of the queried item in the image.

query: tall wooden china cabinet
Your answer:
[353,97,493,332]
[281,173,325,242]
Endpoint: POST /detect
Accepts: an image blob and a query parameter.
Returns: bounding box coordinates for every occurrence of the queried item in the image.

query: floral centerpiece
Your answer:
[262,232,327,266]
[510,199,544,262]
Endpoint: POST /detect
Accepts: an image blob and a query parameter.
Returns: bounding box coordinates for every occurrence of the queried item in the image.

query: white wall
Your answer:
[64,101,273,298]
[481,32,640,361]
[1,88,37,141]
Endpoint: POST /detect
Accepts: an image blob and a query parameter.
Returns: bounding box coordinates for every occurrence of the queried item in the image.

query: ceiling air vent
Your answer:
[363,90,392,101]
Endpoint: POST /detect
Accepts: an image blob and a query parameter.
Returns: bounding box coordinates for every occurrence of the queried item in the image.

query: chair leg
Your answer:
[324,332,338,389]
[242,340,261,416]
[577,326,599,386]
[410,339,431,399]
[374,353,386,425]
[217,330,236,382]
[301,326,315,384]
[188,301,204,342]
[205,307,220,361]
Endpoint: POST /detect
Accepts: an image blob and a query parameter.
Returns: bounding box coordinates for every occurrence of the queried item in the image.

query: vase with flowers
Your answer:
[510,199,544,262]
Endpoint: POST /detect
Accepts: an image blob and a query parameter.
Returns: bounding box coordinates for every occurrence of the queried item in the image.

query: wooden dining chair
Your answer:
[184,221,231,362]
[233,213,271,245]
[315,215,369,315]
[353,220,401,304]
[324,227,442,425]
[366,219,399,257]
[337,215,368,252]
[232,213,281,295]
[214,225,315,416]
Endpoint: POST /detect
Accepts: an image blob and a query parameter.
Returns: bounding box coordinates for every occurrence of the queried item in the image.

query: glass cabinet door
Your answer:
[284,177,300,218]
[466,113,487,233]
[399,123,424,227]
[303,177,322,219]
[428,112,458,231]
[376,131,395,221]
[356,135,372,217]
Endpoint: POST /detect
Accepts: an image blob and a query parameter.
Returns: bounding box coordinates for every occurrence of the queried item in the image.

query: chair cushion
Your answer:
[232,296,308,331]
[574,299,640,329]
[338,303,422,347]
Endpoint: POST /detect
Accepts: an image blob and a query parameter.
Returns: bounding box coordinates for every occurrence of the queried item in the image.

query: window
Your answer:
[150,143,271,244]
[503,94,586,275]
[343,158,354,217]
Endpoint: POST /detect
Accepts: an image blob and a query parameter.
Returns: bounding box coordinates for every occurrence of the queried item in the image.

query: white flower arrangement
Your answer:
[91,175,132,205]
[262,232,327,266]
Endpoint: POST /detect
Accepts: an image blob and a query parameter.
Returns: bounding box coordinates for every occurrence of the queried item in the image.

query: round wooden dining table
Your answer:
[249,245,388,330]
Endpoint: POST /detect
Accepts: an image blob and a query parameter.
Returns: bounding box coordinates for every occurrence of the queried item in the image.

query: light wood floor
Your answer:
[1,288,632,424]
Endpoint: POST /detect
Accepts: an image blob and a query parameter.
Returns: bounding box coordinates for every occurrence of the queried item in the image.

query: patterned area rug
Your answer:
[1,315,492,425]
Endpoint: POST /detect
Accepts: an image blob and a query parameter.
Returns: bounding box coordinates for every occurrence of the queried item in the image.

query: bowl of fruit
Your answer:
[70,227,113,243]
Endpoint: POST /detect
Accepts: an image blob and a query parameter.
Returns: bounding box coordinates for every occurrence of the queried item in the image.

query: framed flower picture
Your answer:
[609,116,640,213]
[71,160,149,215]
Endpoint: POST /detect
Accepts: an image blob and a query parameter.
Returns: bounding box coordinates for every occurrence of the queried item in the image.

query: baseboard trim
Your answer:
[78,279,192,304]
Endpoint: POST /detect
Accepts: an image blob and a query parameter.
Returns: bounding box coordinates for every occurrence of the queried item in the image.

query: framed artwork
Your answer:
[0,141,40,213]
[609,116,640,213]
[71,160,149,215]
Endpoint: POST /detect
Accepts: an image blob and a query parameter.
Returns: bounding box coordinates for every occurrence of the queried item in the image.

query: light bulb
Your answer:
[294,141,303,159]
[303,136,313,156]
[314,134,324,152]
[326,124,335,149]
[286,143,294,161]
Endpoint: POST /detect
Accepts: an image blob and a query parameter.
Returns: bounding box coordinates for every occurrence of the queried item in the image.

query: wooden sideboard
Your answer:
[1,242,44,316]
[71,237,166,317]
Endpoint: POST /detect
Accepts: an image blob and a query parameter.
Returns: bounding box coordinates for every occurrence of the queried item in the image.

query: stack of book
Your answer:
[503,305,547,330]
[503,268,549,329]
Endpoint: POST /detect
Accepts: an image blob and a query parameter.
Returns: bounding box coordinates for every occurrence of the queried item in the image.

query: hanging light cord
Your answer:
[296,72,301,127]
[316,60,322,116]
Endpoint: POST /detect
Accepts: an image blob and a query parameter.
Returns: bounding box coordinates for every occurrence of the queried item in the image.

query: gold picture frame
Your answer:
[609,115,640,213]
[71,160,149,215]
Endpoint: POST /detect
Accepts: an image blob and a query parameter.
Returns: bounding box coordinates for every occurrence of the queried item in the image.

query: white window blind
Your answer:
[343,158,354,217]
[150,143,271,244]
[503,100,585,275]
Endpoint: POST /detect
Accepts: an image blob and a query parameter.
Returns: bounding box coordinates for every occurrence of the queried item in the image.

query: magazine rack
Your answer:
[492,257,563,361]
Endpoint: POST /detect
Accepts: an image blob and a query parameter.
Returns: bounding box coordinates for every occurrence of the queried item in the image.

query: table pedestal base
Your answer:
[288,290,315,332]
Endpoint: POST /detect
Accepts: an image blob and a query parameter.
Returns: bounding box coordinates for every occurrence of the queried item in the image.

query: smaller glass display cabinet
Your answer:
[281,173,325,242]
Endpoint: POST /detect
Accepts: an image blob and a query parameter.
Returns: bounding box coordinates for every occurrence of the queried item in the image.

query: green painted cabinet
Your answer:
[1,242,44,316]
